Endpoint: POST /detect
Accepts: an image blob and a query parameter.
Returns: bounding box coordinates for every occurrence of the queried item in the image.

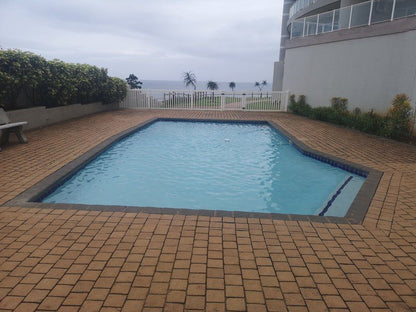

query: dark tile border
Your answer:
[5,117,382,224]
[267,120,382,224]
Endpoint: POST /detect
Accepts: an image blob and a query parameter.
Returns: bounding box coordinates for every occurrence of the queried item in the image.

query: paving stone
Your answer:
[0,110,415,312]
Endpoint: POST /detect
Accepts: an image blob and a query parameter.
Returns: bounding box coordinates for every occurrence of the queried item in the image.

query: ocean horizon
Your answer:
[140,80,272,92]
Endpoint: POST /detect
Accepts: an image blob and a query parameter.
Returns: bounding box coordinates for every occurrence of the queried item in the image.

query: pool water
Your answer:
[42,121,365,216]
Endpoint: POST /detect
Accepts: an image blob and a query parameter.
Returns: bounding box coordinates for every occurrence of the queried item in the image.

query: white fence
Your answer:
[120,89,290,112]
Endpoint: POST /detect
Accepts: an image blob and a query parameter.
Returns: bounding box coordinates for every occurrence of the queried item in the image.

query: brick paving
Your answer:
[0,109,415,312]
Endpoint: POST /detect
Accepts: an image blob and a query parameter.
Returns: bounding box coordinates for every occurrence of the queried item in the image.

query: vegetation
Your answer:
[126,74,142,89]
[0,49,127,110]
[254,80,267,91]
[385,94,413,139]
[229,82,236,91]
[183,71,197,90]
[207,81,219,91]
[288,94,415,141]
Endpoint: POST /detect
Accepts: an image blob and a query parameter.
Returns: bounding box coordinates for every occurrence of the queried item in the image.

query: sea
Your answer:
[140,80,272,92]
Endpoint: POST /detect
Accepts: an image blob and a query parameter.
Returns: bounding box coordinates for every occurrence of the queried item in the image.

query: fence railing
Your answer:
[120,89,290,112]
[290,0,416,39]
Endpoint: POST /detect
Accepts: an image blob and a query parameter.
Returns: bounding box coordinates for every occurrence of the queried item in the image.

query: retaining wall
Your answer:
[6,102,119,130]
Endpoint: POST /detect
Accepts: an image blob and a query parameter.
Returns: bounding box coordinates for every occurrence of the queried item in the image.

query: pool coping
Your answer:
[5,117,383,224]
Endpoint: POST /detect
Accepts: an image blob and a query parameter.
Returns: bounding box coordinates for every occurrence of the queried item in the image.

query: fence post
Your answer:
[191,91,194,109]
[242,94,247,109]
[220,93,225,111]
[285,92,290,112]
[146,92,150,109]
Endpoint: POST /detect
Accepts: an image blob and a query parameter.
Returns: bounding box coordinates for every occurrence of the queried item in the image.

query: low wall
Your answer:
[6,102,119,130]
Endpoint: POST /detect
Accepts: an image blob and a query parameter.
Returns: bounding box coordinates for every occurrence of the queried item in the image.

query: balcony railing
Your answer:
[290,0,416,39]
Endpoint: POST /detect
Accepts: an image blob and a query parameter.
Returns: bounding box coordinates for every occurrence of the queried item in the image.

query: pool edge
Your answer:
[4,117,382,224]
[267,120,382,224]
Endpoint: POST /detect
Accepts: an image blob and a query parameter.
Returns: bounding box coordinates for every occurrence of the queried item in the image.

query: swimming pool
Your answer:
[41,120,366,217]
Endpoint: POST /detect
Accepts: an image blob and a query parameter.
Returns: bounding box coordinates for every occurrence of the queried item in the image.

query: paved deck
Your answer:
[0,109,415,312]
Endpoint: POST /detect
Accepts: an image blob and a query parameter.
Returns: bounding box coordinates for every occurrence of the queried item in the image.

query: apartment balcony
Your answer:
[289,0,339,20]
[289,0,416,39]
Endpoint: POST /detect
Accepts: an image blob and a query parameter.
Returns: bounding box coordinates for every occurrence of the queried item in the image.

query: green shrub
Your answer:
[37,60,78,107]
[288,94,312,117]
[0,49,127,110]
[289,94,296,108]
[352,107,361,116]
[352,110,386,135]
[0,50,48,110]
[310,107,351,126]
[310,107,334,122]
[331,97,348,113]
[384,94,413,139]
[103,77,127,104]
[288,93,414,142]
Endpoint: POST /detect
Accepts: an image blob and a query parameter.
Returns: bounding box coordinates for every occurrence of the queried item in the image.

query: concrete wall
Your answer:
[282,29,416,113]
[273,61,285,91]
[274,0,296,91]
[6,102,119,130]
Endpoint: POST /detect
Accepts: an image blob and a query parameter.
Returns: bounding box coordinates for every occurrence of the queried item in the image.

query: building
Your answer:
[273,0,416,112]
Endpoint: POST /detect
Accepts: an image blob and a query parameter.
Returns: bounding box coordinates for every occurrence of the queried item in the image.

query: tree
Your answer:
[207,81,219,91]
[126,74,142,89]
[229,82,236,91]
[183,71,197,90]
[254,80,267,92]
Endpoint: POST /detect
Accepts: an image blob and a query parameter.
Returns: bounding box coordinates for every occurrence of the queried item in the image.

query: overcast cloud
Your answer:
[0,0,283,82]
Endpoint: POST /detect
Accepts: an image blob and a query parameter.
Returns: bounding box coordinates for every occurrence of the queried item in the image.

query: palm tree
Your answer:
[254,80,268,92]
[229,82,236,91]
[206,81,218,101]
[183,71,197,90]
[207,81,219,90]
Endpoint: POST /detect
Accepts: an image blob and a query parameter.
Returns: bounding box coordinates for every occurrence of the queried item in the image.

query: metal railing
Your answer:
[120,89,290,112]
[290,0,416,38]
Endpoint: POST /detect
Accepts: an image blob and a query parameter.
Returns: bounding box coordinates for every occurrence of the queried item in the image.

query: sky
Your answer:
[0,0,283,83]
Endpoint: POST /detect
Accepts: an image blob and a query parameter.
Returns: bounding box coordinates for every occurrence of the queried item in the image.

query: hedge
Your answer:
[0,49,127,110]
[288,94,415,141]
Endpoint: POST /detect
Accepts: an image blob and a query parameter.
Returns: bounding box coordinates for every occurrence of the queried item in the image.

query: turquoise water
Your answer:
[42,121,365,216]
